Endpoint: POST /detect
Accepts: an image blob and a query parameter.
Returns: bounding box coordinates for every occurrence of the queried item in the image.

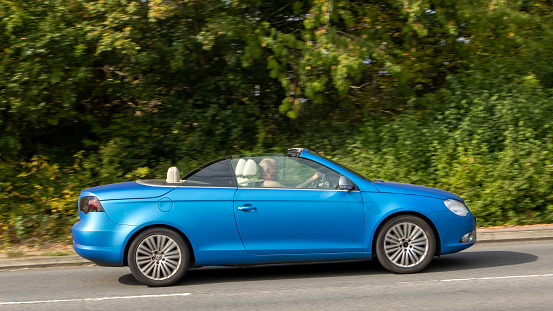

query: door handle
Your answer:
[238,205,257,211]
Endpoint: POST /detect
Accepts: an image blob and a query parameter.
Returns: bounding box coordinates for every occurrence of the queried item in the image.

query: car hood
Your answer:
[80,181,175,201]
[370,181,463,201]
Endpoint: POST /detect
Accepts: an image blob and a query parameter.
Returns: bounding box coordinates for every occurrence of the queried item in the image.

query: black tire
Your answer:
[128,228,189,286]
[375,215,436,274]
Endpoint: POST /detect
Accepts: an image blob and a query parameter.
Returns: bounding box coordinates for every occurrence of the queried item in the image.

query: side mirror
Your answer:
[339,175,353,190]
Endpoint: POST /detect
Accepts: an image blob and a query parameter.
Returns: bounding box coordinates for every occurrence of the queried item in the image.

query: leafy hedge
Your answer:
[1,74,552,245]
[337,74,553,226]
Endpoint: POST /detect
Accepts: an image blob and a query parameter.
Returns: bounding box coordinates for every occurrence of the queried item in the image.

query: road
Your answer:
[1,240,552,310]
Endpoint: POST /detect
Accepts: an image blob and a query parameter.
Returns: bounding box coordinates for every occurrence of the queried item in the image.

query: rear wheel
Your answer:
[128,228,189,286]
[376,215,436,273]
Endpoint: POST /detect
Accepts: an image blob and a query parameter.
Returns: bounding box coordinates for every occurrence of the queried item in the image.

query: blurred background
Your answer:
[1,0,552,247]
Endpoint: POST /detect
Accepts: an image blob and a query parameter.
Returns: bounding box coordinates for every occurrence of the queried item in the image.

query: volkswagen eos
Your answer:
[72,148,476,286]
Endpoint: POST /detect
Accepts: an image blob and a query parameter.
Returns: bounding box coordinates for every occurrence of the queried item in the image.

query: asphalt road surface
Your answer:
[1,240,552,311]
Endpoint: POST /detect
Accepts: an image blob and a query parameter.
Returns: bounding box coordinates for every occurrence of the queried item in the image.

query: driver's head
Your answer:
[259,158,279,180]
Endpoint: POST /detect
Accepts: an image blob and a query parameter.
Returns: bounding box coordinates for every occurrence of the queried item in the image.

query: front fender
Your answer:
[361,192,446,253]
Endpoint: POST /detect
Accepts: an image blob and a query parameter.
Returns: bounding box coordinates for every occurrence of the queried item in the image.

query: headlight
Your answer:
[444,199,469,217]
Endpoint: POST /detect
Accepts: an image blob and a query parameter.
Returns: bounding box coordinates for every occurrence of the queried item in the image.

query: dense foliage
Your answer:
[1,0,552,245]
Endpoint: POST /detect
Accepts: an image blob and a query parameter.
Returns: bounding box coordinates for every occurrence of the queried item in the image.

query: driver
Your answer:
[259,158,322,188]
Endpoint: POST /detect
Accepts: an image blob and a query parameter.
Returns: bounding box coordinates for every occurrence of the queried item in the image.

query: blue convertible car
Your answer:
[73,148,476,286]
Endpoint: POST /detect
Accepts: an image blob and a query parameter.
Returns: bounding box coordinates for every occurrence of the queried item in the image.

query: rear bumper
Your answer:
[72,212,136,266]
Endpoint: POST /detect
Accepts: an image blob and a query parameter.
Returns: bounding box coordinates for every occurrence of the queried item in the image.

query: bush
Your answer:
[336,75,553,226]
[0,140,156,246]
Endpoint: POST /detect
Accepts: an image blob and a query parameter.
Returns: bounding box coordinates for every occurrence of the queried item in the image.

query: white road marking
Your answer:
[398,273,553,284]
[0,293,191,305]
[2,274,552,305]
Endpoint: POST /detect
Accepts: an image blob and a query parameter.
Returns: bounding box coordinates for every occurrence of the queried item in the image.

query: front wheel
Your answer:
[375,215,436,273]
[128,228,189,286]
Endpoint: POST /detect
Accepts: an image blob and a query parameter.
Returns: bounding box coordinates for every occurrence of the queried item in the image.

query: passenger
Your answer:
[259,158,322,188]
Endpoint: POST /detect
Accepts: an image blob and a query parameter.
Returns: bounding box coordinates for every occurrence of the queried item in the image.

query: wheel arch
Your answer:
[123,224,196,267]
[371,211,441,258]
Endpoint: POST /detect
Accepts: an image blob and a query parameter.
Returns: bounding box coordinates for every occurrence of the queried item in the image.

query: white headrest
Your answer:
[243,159,258,177]
[166,166,180,183]
[235,159,246,176]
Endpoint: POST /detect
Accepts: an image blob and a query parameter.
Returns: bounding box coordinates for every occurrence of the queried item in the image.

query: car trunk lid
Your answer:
[80,181,175,201]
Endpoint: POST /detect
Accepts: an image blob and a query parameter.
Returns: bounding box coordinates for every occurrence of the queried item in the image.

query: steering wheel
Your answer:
[308,172,324,189]
[319,173,334,189]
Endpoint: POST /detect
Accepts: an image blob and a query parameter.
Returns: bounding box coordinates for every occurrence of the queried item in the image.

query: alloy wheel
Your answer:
[383,221,429,268]
[135,234,182,281]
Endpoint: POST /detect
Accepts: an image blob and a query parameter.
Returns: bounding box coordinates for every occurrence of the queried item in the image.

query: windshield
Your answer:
[307,151,374,182]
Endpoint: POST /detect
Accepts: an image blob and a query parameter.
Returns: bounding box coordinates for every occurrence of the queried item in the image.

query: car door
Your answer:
[232,155,365,255]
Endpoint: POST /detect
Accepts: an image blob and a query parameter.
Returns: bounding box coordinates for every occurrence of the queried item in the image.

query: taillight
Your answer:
[79,196,105,214]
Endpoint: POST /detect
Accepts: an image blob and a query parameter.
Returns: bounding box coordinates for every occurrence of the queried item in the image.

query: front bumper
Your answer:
[428,211,477,255]
[72,212,136,266]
